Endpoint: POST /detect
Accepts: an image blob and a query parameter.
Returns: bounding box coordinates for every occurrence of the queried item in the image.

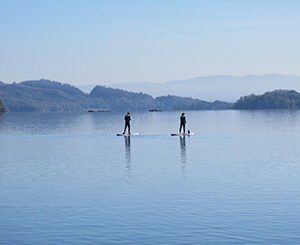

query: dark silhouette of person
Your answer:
[179,112,186,134]
[123,112,131,134]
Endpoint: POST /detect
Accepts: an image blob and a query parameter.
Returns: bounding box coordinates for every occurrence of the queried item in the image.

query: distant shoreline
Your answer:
[1,79,300,112]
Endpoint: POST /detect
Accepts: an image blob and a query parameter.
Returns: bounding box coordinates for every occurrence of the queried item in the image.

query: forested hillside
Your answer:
[0,80,231,112]
[0,80,88,112]
[156,95,231,110]
[232,90,300,109]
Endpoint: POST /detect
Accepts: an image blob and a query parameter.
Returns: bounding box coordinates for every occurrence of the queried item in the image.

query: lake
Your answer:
[1,111,300,244]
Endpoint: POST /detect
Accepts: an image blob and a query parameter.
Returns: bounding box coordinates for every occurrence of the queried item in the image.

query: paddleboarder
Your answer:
[123,112,131,134]
[179,112,186,134]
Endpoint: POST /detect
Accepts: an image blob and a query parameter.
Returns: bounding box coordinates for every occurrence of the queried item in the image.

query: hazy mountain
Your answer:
[109,74,300,102]
[232,90,300,110]
[75,84,96,93]
[0,80,231,112]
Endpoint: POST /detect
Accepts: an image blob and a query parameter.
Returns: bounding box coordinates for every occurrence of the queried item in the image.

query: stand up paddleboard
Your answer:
[116,133,140,136]
[171,132,195,136]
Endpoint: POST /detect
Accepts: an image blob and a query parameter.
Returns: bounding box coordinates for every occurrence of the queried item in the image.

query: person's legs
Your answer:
[183,124,186,134]
[123,123,128,134]
[128,123,131,134]
[179,123,182,133]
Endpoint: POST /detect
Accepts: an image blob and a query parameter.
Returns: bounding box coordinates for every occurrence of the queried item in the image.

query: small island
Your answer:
[149,109,163,112]
[88,109,111,112]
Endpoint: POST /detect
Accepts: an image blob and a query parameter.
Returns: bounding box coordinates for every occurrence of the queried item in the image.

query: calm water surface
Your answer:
[1,111,300,244]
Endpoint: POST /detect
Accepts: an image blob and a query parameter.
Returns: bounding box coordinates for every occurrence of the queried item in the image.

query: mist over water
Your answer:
[1,111,300,244]
[110,74,300,101]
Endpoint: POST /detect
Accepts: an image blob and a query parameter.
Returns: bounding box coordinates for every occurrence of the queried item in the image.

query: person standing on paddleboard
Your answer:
[123,112,131,134]
[179,113,186,134]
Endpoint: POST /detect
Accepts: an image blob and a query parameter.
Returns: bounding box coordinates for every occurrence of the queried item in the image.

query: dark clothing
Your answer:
[179,115,186,134]
[125,115,131,123]
[123,114,131,134]
[180,115,186,124]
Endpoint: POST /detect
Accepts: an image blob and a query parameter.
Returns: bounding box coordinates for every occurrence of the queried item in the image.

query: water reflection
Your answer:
[0,113,4,124]
[179,135,187,179]
[124,136,131,178]
[2,111,300,244]
[0,112,88,135]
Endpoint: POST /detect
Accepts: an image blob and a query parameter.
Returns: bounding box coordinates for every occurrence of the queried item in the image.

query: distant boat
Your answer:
[148,109,163,112]
[87,109,111,112]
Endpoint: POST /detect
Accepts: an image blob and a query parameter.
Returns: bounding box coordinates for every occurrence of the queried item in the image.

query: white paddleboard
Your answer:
[171,132,195,136]
[116,133,140,136]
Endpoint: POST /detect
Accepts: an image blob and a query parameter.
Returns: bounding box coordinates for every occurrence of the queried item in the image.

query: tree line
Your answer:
[0,80,232,112]
[232,90,300,109]
[1,80,300,112]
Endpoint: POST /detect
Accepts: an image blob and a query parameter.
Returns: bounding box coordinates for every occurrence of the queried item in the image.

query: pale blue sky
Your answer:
[1,0,300,85]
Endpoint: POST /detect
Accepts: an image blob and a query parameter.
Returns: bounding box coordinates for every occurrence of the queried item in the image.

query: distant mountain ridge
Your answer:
[0,79,231,112]
[109,74,300,102]
[2,79,300,112]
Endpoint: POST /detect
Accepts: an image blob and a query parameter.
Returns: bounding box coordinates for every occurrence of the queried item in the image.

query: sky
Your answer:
[0,0,300,85]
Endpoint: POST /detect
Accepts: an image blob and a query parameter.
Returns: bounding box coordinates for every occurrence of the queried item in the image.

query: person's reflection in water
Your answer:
[0,112,5,133]
[124,135,131,178]
[180,135,187,180]
[0,112,4,121]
